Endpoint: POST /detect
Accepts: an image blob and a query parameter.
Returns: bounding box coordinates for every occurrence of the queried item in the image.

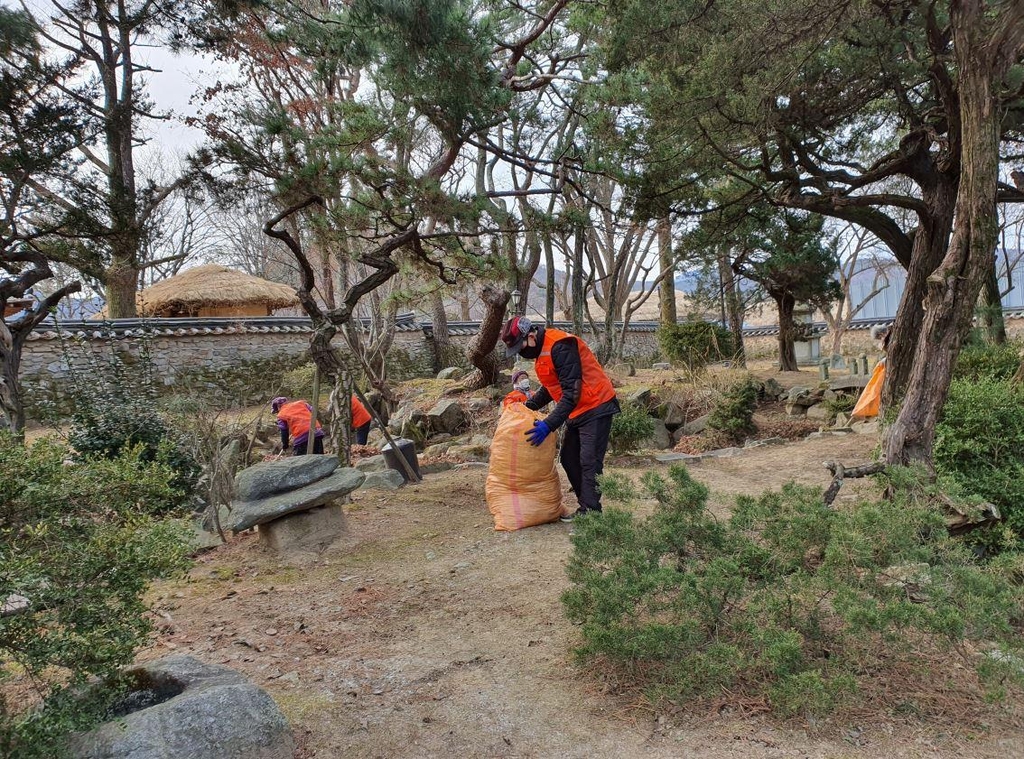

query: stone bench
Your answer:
[226,456,365,553]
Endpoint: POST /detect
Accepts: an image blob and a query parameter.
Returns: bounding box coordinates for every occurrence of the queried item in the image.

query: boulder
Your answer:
[187,520,223,552]
[421,462,455,475]
[1,593,30,617]
[234,455,338,502]
[851,420,880,435]
[805,404,829,421]
[423,442,451,457]
[426,399,469,435]
[70,655,293,759]
[681,413,710,436]
[227,468,365,533]
[446,444,489,462]
[258,504,347,553]
[785,403,807,417]
[626,387,653,409]
[469,434,492,447]
[355,455,387,473]
[388,405,428,438]
[652,362,671,370]
[360,469,406,490]
[638,419,671,450]
[608,362,637,377]
[657,401,686,429]
[466,398,491,413]
[787,386,811,402]
[761,378,785,399]
[834,412,850,428]
[437,366,464,380]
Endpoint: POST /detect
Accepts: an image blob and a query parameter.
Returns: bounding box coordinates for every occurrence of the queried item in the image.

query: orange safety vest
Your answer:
[502,389,531,408]
[351,395,372,428]
[534,328,616,419]
[277,400,322,443]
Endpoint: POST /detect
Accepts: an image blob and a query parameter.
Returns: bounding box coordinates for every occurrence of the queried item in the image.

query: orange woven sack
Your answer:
[485,403,564,530]
[851,361,885,420]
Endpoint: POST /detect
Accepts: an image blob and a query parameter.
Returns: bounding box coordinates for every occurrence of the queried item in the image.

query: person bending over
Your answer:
[271,396,325,455]
[500,316,620,521]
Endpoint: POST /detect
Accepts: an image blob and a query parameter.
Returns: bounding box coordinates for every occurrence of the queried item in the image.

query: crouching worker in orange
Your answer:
[502,369,534,407]
[352,394,373,445]
[500,316,620,522]
[271,396,325,455]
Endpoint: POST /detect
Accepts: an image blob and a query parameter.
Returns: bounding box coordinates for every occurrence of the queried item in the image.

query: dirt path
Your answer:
[145,433,1024,758]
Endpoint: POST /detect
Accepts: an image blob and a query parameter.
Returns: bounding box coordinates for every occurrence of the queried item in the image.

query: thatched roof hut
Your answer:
[95,265,300,318]
[3,297,33,318]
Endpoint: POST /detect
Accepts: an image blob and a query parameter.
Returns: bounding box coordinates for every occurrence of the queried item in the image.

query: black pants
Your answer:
[293,437,324,455]
[559,413,614,513]
[355,422,371,446]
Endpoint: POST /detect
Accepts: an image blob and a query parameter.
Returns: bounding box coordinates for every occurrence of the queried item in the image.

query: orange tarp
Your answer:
[851,361,885,420]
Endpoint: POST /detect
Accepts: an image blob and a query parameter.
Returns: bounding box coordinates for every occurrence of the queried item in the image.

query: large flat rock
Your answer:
[228,468,365,532]
[71,655,292,759]
[234,455,339,502]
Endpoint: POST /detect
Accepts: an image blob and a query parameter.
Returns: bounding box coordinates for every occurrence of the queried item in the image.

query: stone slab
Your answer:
[655,452,702,463]
[234,455,339,502]
[257,503,347,553]
[829,376,870,392]
[228,468,365,532]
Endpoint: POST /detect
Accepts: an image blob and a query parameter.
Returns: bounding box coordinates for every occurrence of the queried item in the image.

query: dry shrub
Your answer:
[754,416,820,440]
[673,429,735,454]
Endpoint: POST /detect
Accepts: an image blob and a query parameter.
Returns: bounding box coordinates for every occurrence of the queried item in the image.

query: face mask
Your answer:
[515,381,530,393]
[519,342,541,360]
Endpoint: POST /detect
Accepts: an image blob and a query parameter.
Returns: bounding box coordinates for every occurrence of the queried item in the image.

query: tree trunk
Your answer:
[720,251,746,367]
[775,291,798,371]
[883,4,1009,467]
[466,285,510,386]
[429,289,457,373]
[881,179,958,410]
[980,256,1006,344]
[105,257,139,318]
[657,216,677,327]
[0,324,26,434]
[543,231,556,323]
[571,227,585,336]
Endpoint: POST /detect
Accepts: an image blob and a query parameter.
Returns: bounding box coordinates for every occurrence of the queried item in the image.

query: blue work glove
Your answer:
[525,420,551,447]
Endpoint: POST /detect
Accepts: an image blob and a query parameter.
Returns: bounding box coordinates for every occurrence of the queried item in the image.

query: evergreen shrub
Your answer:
[707,378,758,441]
[935,377,1024,548]
[609,404,656,454]
[953,340,1021,382]
[38,331,200,507]
[657,321,734,370]
[0,434,191,758]
[563,466,1024,718]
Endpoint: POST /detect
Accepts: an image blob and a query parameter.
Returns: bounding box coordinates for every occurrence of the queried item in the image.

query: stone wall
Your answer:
[20,314,1024,414]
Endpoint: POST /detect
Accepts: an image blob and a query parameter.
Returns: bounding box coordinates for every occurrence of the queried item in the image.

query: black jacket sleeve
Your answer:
[280,426,290,450]
[525,386,552,411]
[541,337,582,431]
